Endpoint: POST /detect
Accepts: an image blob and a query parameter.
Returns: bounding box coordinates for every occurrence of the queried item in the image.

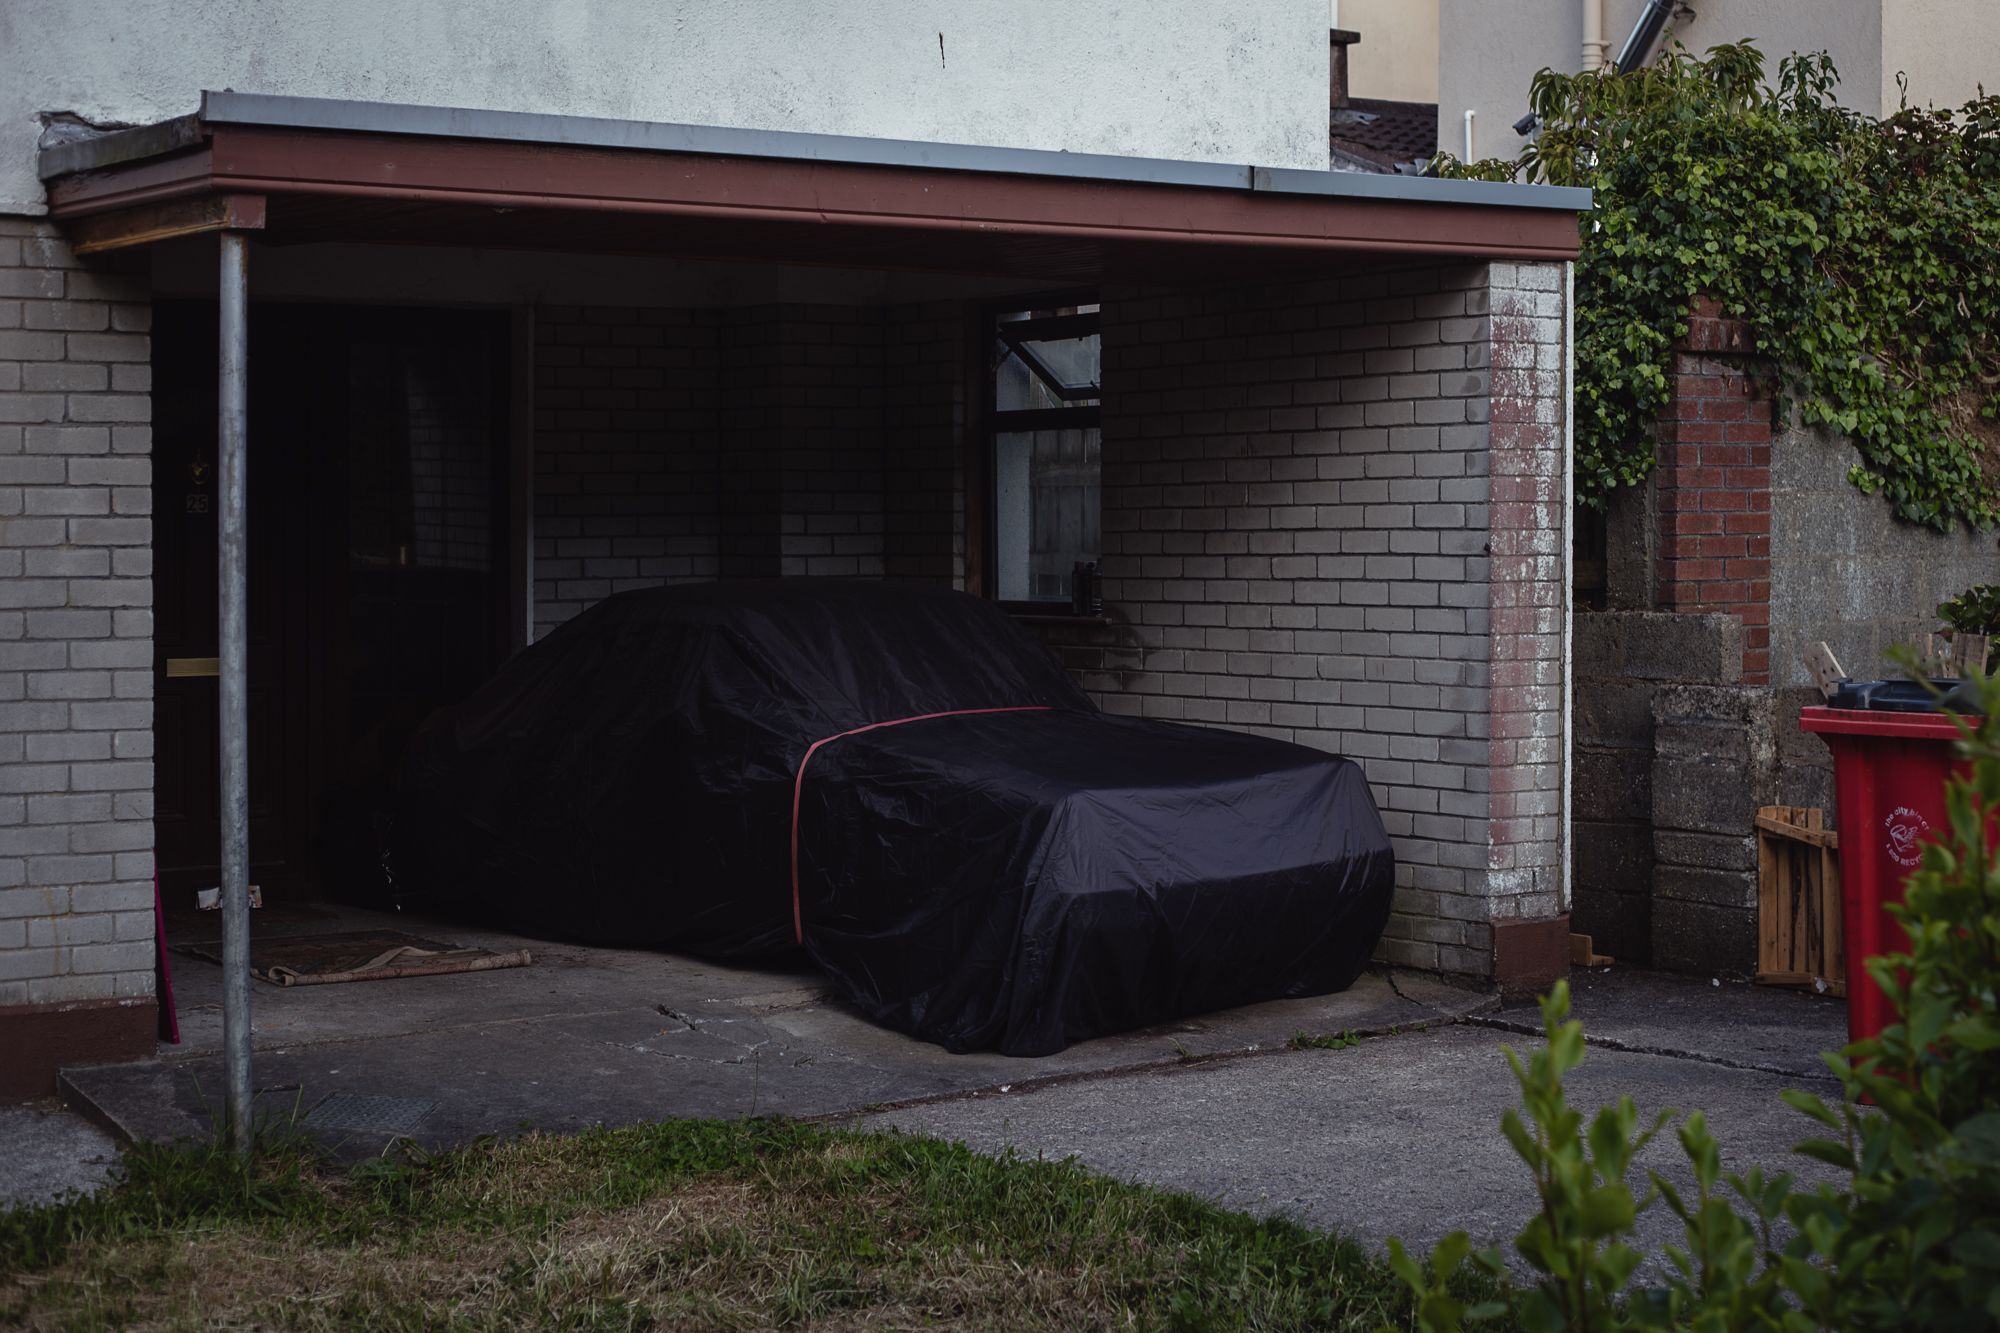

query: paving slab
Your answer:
[857,1023,1847,1257]
[0,1103,120,1209]
[1484,966,1850,1079]
[70,904,1494,1158]
[52,904,1853,1259]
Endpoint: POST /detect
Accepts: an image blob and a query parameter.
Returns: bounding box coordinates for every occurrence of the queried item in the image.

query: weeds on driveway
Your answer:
[1288,1030,1362,1052]
[1,1109,1495,1330]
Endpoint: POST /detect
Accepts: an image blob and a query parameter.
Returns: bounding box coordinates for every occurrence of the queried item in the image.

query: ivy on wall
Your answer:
[1439,43,2000,530]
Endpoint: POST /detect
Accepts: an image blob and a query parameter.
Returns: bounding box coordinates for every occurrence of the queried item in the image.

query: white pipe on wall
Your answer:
[1463,108,1475,161]
[1582,0,1606,71]
[1562,259,1576,920]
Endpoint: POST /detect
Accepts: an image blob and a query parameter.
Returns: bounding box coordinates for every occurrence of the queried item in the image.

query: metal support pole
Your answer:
[218,231,252,1156]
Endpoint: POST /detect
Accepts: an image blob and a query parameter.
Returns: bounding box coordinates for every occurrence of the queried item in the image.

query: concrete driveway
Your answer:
[12,903,1852,1256]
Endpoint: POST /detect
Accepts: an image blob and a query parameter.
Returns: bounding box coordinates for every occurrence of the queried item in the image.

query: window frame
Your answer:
[982,290,1103,617]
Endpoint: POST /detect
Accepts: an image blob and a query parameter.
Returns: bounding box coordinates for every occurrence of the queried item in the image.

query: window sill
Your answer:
[1007,612,1109,626]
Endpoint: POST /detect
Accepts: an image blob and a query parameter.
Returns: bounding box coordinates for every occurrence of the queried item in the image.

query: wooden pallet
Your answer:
[1755,805,1845,996]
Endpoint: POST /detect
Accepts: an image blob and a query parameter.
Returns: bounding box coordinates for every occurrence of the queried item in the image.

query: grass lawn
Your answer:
[0,1112,1478,1331]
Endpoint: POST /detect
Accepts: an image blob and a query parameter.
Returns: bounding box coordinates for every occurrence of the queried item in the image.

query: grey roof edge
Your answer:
[1256,165,1592,210]
[36,115,204,181]
[40,89,1592,214]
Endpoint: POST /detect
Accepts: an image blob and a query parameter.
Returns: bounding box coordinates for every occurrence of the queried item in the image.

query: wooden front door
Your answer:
[151,303,512,904]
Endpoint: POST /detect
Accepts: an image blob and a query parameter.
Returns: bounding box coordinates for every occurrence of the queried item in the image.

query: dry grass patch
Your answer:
[2,1115,1476,1330]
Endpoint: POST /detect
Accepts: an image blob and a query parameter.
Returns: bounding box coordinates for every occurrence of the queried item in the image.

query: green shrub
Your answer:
[1939,584,2000,637]
[1388,660,2000,1331]
[1437,41,2000,531]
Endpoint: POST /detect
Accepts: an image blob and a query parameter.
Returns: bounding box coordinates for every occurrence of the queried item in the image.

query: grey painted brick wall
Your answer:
[533,305,723,636]
[534,302,967,637]
[527,271,1570,982]
[728,304,889,582]
[1035,259,1569,978]
[0,221,155,1010]
[883,302,965,587]
[1482,260,1570,936]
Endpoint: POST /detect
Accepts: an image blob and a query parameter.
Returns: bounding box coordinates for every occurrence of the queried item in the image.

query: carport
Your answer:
[35,92,1589,1132]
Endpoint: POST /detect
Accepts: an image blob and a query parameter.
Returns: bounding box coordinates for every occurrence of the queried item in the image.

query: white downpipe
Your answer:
[1582,0,1607,71]
[1329,0,1338,28]
[1463,108,1476,161]
[1561,260,1576,919]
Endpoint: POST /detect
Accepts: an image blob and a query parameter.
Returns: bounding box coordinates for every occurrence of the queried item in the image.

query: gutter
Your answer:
[1615,0,1678,74]
[39,90,1591,215]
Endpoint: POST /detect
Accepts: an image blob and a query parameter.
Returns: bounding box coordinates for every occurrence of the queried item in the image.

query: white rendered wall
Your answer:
[1881,0,2000,114]
[1,0,1332,217]
[1341,0,1441,104]
[1437,0,1896,165]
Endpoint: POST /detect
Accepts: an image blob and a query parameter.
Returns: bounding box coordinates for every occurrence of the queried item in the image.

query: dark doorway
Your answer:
[151,303,513,904]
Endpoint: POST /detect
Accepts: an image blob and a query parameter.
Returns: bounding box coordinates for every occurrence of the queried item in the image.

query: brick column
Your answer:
[0,219,157,1100]
[1485,261,1571,997]
[1655,297,1772,683]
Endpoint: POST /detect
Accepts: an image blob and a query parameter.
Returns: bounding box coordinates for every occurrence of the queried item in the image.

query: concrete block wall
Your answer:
[1036,259,1569,980]
[1625,295,1993,689]
[1648,682,1830,976]
[1604,299,1997,677]
[1768,422,1999,690]
[1584,293,1993,973]
[1571,610,1741,964]
[0,220,157,1034]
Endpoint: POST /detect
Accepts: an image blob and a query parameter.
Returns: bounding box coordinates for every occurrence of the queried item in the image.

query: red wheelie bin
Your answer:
[1799,705,1971,1044]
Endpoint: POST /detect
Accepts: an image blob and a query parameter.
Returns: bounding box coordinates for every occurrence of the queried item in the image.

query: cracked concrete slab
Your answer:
[64,903,1493,1160]
[857,1023,1846,1258]
[45,901,1853,1256]
[0,1103,121,1208]
[1483,966,1850,1080]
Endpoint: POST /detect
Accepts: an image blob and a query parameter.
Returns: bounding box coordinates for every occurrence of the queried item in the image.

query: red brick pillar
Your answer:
[1654,298,1771,683]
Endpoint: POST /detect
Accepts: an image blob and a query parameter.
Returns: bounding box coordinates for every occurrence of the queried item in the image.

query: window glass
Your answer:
[991,304,1101,606]
[994,428,1102,602]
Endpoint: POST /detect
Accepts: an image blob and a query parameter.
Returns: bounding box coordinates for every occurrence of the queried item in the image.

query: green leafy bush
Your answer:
[1437,42,2000,529]
[1940,584,2000,636]
[1387,661,2000,1331]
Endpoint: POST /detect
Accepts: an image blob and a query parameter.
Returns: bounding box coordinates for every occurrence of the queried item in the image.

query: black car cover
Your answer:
[391,580,1395,1056]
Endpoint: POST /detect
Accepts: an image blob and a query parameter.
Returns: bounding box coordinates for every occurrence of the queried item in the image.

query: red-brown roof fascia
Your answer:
[50,123,1579,264]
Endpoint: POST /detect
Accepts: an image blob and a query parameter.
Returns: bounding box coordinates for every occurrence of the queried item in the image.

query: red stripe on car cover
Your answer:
[790,706,1052,943]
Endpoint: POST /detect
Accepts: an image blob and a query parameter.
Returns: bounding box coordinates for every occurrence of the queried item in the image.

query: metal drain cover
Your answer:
[305,1093,438,1134]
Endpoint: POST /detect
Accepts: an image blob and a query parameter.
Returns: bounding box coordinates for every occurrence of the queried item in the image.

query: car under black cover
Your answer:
[390,580,1395,1056]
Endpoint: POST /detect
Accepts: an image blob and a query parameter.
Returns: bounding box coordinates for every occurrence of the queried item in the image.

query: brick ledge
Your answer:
[0,996,157,1103]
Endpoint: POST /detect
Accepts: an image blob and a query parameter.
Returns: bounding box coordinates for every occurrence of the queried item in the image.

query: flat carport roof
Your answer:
[40,91,1588,278]
[33,92,1588,1148]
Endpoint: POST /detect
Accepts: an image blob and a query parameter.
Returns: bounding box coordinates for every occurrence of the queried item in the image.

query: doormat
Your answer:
[176,929,532,987]
[305,1093,439,1134]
